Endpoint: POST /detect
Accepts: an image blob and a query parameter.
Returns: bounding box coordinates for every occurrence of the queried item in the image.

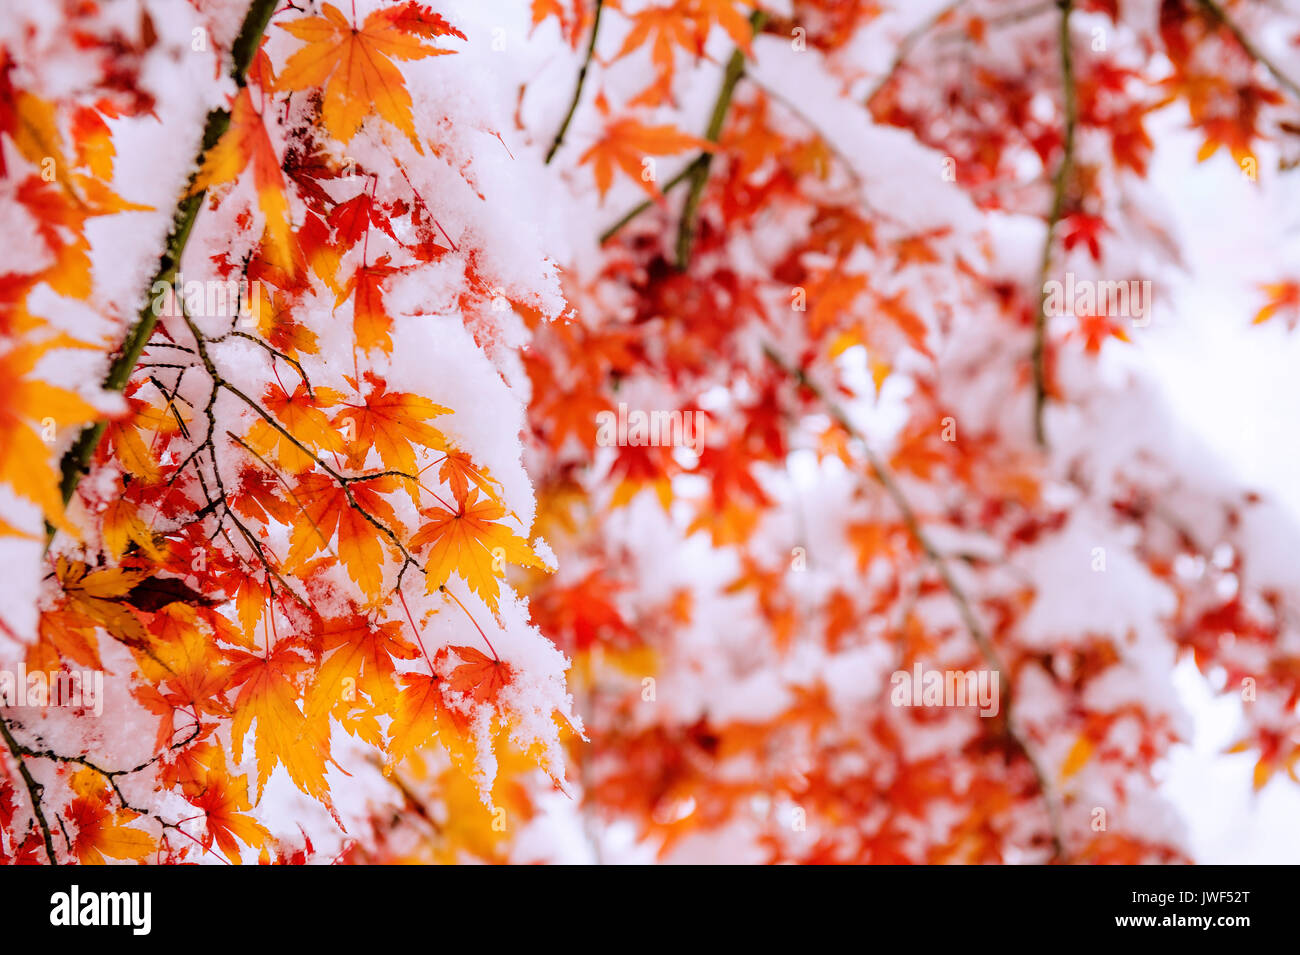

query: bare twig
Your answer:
[545,0,606,164]
[1196,0,1300,101]
[763,343,1066,861]
[863,0,967,108]
[1031,0,1076,449]
[0,713,58,863]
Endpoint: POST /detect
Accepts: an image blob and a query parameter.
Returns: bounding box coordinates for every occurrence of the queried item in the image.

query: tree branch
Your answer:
[545,0,605,164]
[763,343,1066,861]
[1031,0,1076,449]
[0,713,58,864]
[675,10,767,270]
[1196,0,1300,101]
[863,0,967,108]
[53,0,280,526]
[600,11,767,249]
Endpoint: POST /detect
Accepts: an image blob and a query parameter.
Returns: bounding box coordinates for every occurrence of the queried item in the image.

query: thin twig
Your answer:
[598,162,697,244]
[0,713,58,864]
[675,10,767,269]
[863,0,967,107]
[1031,0,1076,449]
[763,343,1066,861]
[545,0,606,164]
[1196,0,1300,101]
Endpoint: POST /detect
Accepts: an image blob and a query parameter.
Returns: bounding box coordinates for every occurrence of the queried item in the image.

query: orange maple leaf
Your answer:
[410,489,545,613]
[248,382,344,473]
[185,756,270,863]
[307,613,419,722]
[385,671,470,771]
[189,88,295,270]
[286,473,404,600]
[277,2,464,148]
[227,643,331,802]
[337,255,403,353]
[1254,280,1300,328]
[437,448,502,507]
[64,769,155,864]
[0,340,99,523]
[579,117,712,199]
[335,376,450,473]
[446,645,514,705]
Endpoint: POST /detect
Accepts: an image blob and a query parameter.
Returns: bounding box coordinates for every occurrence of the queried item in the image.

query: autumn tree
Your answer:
[1,0,1299,864]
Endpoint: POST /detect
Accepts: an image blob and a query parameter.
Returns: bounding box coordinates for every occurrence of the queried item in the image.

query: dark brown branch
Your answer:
[545,0,606,164]
[0,713,58,864]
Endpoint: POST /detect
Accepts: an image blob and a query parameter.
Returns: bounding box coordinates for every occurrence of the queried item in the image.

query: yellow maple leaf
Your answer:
[227,644,331,802]
[0,341,99,523]
[411,489,545,613]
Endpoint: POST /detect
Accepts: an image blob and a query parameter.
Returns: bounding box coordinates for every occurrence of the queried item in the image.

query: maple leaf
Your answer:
[248,382,344,473]
[53,558,149,649]
[579,117,712,199]
[437,449,502,507]
[101,496,163,560]
[411,489,546,613]
[530,570,636,654]
[385,671,471,771]
[446,645,514,705]
[307,613,419,722]
[186,757,270,863]
[1253,280,1300,329]
[1061,212,1108,262]
[251,285,319,358]
[133,604,232,727]
[1060,735,1093,781]
[286,473,404,600]
[65,769,155,864]
[337,255,403,353]
[104,386,184,485]
[227,643,331,802]
[277,2,464,148]
[335,375,450,473]
[190,88,295,270]
[0,340,99,523]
